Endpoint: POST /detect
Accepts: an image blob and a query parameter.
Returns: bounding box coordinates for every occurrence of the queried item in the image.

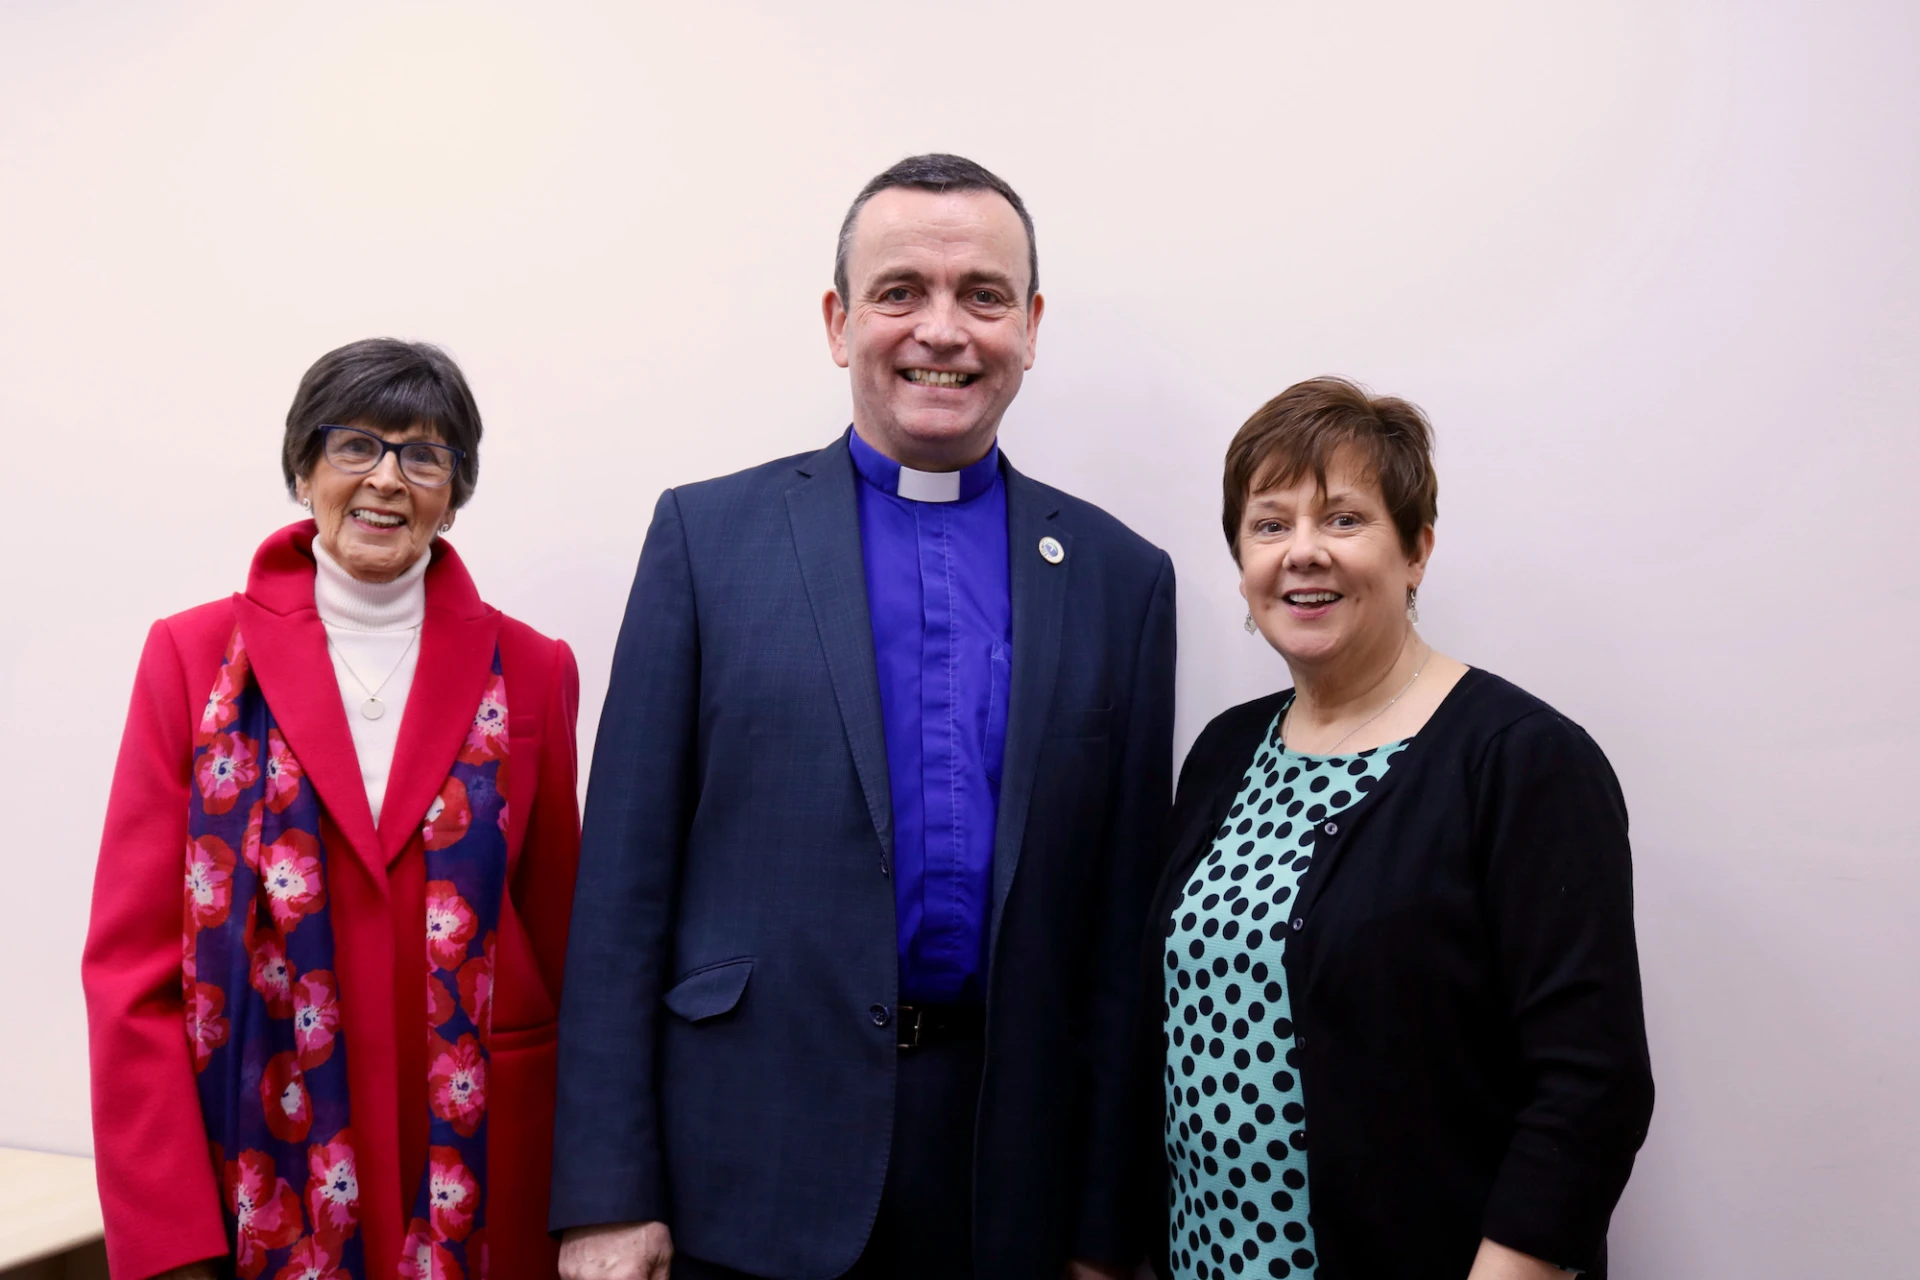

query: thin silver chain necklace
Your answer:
[329,626,421,721]
[1283,642,1432,756]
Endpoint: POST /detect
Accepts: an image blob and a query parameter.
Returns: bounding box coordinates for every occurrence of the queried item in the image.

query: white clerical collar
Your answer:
[847,428,1001,504]
[896,466,963,503]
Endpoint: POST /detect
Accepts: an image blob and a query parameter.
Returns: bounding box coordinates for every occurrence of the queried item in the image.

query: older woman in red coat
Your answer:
[83,339,581,1280]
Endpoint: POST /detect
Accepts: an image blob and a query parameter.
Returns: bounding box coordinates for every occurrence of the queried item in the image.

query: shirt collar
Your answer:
[847,427,1000,504]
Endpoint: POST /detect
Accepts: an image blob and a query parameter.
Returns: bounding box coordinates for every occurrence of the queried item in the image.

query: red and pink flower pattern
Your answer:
[265,729,305,813]
[424,882,477,971]
[185,835,238,931]
[427,1034,488,1137]
[227,1149,304,1279]
[398,1217,464,1280]
[187,981,230,1073]
[197,731,261,814]
[304,1132,360,1247]
[455,674,508,766]
[242,799,267,871]
[261,1051,313,1143]
[198,643,249,746]
[260,830,327,931]
[272,1235,347,1280]
[187,627,507,1279]
[427,973,456,1028]
[456,934,494,1036]
[426,1147,479,1241]
[292,970,340,1069]
[250,933,295,1018]
[421,779,472,853]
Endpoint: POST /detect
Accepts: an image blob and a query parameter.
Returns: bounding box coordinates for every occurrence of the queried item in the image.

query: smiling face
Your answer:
[824,186,1043,470]
[295,419,454,583]
[1238,447,1434,679]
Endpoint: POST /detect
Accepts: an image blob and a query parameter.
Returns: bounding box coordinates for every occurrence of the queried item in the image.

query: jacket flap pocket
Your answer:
[663,957,754,1022]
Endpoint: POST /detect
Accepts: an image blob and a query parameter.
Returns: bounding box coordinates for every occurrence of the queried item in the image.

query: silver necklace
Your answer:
[1284,644,1432,756]
[330,627,421,720]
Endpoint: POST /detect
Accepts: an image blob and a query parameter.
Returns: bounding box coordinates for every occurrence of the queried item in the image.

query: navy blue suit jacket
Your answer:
[551,435,1177,1279]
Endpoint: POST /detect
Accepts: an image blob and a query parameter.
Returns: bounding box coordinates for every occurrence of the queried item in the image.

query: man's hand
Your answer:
[559,1221,675,1280]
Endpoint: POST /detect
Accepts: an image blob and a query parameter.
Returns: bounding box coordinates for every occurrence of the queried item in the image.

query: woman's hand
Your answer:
[1465,1238,1575,1279]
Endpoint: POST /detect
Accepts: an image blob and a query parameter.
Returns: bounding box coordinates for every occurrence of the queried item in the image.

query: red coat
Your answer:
[83,523,581,1280]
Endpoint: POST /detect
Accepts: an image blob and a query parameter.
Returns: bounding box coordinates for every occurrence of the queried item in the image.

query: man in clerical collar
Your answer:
[553,154,1176,1280]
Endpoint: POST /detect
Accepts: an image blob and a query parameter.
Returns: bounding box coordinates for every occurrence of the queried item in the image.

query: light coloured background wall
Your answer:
[2,1,1914,1274]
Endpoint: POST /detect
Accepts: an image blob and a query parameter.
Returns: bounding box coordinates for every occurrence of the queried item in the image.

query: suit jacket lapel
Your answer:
[990,463,1069,945]
[786,439,894,862]
[236,525,386,894]
[378,543,500,866]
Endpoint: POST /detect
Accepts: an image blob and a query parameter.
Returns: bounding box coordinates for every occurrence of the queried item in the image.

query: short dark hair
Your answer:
[282,339,484,509]
[1222,376,1438,562]
[834,153,1039,304]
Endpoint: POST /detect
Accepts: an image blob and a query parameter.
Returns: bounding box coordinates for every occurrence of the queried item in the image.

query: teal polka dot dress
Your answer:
[1162,709,1407,1280]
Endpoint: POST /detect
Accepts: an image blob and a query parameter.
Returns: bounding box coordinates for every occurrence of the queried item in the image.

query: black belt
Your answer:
[894,1002,985,1052]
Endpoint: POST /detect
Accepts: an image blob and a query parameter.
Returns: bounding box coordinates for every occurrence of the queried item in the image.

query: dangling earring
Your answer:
[1244,611,1257,634]
[1406,587,1420,624]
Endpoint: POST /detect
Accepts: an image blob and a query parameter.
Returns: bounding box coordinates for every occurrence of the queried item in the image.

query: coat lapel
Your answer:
[989,462,1070,943]
[235,523,386,894]
[786,439,894,862]
[378,541,500,866]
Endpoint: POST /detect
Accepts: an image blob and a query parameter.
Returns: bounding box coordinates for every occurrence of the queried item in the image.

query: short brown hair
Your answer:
[1222,376,1437,561]
[282,338,484,510]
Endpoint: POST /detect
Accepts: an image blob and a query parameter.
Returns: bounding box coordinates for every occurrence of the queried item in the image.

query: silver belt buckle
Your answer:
[898,1005,925,1052]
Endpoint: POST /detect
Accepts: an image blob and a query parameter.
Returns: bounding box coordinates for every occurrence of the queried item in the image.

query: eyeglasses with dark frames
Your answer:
[318,425,465,488]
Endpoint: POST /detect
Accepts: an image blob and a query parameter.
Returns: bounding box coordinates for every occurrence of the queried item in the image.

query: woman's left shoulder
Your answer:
[1449,669,1615,773]
[493,611,579,697]
[494,610,564,658]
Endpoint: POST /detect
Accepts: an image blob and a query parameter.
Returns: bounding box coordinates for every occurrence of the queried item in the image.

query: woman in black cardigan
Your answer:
[1143,379,1653,1280]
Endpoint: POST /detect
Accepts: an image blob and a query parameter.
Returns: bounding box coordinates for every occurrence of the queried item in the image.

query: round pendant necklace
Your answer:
[330,626,421,720]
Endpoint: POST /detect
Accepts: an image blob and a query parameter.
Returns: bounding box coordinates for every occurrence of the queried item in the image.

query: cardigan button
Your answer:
[1290,917,1304,932]
[1323,821,1338,835]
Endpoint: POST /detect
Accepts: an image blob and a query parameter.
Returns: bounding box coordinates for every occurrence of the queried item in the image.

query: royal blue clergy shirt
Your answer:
[849,428,1012,1006]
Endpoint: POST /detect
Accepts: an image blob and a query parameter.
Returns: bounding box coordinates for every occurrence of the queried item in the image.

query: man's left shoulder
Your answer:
[1015,471,1169,581]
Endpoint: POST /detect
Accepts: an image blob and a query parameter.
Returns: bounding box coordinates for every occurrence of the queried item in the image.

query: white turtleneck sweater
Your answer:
[312,540,428,825]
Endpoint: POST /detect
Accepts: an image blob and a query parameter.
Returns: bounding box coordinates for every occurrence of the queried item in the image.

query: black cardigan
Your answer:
[1138,669,1654,1279]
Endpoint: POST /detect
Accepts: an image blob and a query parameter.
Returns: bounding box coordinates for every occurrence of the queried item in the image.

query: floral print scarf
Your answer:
[185,624,510,1279]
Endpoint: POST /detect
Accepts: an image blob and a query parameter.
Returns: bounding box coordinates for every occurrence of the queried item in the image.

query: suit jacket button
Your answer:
[869,1004,891,1027]
[1323,821,1338,835]
[1291,917,1304,932]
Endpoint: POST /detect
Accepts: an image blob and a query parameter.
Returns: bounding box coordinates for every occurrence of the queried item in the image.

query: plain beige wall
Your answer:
[3,1,1915,1273]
